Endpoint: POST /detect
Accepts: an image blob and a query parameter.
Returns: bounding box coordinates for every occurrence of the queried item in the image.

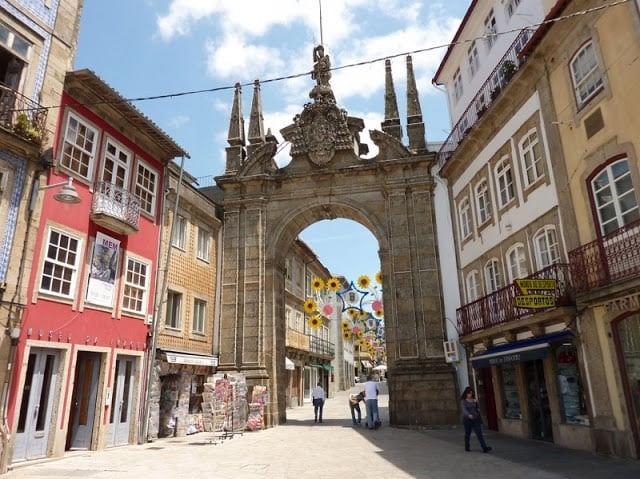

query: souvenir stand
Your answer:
[246,385,268,431]
[202,374,247,443]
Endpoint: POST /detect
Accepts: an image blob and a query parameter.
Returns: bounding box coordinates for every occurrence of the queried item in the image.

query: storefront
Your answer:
[471,329,592,450]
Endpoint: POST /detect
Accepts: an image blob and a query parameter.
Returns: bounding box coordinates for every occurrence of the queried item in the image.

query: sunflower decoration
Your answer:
[347,308,359,319]
[327,277,341,292]
[303,298,317,314]
[357,339,367,348]
[341,319,351,330]
[308,314,323,329]
[356,329,364,339]
[358,309,368,320]
[375,271,383,284]
[357,275,371,290]
[342,330,353,341]
[311,277,325,292]
[373,309,384,318]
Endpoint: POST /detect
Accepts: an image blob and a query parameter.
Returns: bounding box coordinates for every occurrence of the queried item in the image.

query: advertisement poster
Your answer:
[86,232,120,307]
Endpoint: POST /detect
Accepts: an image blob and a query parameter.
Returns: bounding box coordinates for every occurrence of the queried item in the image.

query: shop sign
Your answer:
[603,293,640,312]
[514,278,557,294]
[515,294,556,308]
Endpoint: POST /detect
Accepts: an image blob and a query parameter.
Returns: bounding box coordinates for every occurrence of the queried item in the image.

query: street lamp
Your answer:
[38,177,81,204]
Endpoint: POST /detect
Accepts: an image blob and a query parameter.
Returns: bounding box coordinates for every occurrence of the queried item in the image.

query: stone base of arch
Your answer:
[388,359,460,427]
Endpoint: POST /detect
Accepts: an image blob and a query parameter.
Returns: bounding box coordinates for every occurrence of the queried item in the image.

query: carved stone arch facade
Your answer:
[215,49,459,427]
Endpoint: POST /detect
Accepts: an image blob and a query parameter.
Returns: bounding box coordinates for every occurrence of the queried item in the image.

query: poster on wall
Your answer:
[86,232,120,307]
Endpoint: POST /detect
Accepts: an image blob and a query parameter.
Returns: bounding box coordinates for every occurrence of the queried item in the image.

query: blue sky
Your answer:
[73,0,469,283]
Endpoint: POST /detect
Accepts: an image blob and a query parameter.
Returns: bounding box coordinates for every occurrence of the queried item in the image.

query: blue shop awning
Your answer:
[470,330,574,368]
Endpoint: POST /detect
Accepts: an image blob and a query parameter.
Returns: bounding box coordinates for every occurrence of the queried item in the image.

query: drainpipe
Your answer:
[140,156,186,443]
[212,222,223,362]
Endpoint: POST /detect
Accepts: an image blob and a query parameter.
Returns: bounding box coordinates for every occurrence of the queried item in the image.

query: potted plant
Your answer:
[501,60,517,82]
[490,85,501,101]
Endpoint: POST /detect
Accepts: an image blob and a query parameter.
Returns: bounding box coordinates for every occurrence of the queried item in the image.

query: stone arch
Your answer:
[215,49,459,428]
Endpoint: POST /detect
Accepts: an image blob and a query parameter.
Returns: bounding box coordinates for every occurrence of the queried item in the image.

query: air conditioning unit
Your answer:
[444,340,460,363]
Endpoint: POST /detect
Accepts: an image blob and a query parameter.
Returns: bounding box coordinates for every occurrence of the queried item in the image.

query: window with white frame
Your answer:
[591,158,639,235]
[484,10,497,49]
[0,22,31,92]
[519,129,544,186]
[193,299,206,334]
[534,226,560,268]
[122,257,149,314]
[135,160,158,216]
[285,308,293,328]
[306,272,312,296]
[101,138,130,188]
[466,270,480,302]
[475,179,492,225]
[196,227,211,261]
[60,113,98,180]
[571,41,604,107]
[39,228,81,298]
[459,197,472,239]
[505,0,521,18]
[453,68,464,102]
[296,311,303,332]
[495,157,515,207]
[484,258,502,294]
[285,258,292,291]
[468,42,480,78]
[165,290,182,329]
[171,214,187,250]
[506,244,528,282]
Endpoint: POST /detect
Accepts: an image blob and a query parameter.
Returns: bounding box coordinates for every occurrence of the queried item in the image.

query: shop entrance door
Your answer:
[614,313,640,458]
[12,348,60,462]
[525,359,553,441]
[107,355,136,446]
[66,351,101,450]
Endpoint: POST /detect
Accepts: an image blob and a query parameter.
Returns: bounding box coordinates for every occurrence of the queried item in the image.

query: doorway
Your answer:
[12,348,60,462]
[66,351,102,450]
[525,359,553,441]
[107,355,136,446]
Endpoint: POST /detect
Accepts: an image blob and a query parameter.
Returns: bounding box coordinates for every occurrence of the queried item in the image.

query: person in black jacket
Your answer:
[460,386,492,453]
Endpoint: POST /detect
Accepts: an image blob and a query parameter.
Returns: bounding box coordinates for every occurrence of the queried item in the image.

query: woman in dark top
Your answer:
[460,386,492,453]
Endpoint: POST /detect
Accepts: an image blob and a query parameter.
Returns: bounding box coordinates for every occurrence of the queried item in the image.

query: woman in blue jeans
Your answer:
[460,386,492,453]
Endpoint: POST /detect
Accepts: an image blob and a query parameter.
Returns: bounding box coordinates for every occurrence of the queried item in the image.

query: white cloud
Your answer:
[205,36,285,79]
[169,114,189,128]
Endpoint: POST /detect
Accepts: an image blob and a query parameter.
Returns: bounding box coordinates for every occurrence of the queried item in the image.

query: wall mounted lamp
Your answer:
[39,177,81,204]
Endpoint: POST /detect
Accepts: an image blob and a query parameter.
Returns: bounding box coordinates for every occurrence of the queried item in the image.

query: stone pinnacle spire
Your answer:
[227,82,245,147]
[381,59,403,141]
[248,79,265,144]
[406,55,426,152]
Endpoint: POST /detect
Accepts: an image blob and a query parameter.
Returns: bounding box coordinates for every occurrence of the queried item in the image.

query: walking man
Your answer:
[364,375,380,429]
[312,382,326,423]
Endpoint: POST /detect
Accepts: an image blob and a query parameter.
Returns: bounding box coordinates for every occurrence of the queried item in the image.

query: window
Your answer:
[554,342,589,425]
[171,215,187,250]
[484,10,497,49]
[466,270,480,302]
[484,258,502,294]
[135,161,158,215]
[495,157,515,207]
[193,299,206,334]
[591,158,639,235]
[475,179,492,225]
[122,257,149,314]
[165,291,182,329]
[468,42,480,78]
[571,41,604,107]
[506,244,528,282]
[500,363,521,419]
[197,227,211,261]
[534,226,560,268]
[60,113,98,179]
[0,22,31,92]
[39,228,81,297]
[101,138,130,188]
[519,129,544,186]
[459,197,472,239]
[453,68,463,102]
[285,308,293,328]
[305,272,312,296]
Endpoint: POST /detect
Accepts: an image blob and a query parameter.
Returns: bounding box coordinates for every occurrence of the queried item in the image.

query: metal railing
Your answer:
[457,263,573,336]
[91,181,141,231]
[437,29,534,169]
[569,219,640,293]
[0,83,47,144]
[310,336,334,357]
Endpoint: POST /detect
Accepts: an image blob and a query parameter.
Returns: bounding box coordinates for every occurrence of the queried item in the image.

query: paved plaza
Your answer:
[6,383,640,478]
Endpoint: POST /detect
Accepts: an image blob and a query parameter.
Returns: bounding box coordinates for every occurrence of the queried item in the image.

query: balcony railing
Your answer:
[0,83,47,145]
[310,336,335,358]
[569,219,640,293]
[286,328,310,351]
[457,263,573,337]
[438,29,535,170]
[90,181,141,234]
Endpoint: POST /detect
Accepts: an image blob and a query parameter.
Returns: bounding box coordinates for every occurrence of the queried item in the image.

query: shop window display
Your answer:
[554,342,589,426]
[500,363,521,419]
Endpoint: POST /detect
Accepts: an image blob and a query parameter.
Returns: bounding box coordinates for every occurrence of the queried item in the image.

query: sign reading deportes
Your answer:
[514,278,557,309]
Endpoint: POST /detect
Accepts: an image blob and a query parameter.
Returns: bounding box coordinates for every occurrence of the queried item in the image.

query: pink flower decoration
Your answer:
[372,300,383,311]
[322,304,334,316]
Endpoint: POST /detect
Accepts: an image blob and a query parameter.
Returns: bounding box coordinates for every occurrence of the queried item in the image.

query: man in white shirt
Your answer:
[364,375,380,429]
[311,382,326,423]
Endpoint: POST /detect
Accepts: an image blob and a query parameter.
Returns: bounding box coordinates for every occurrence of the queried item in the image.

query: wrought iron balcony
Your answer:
[457,263,573,337]
[569,219,640,293]
[285,327,334,358]
[310,335,335,358]
[0,83,47,145]
[90,181,140,235]
[437,29,534,170]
